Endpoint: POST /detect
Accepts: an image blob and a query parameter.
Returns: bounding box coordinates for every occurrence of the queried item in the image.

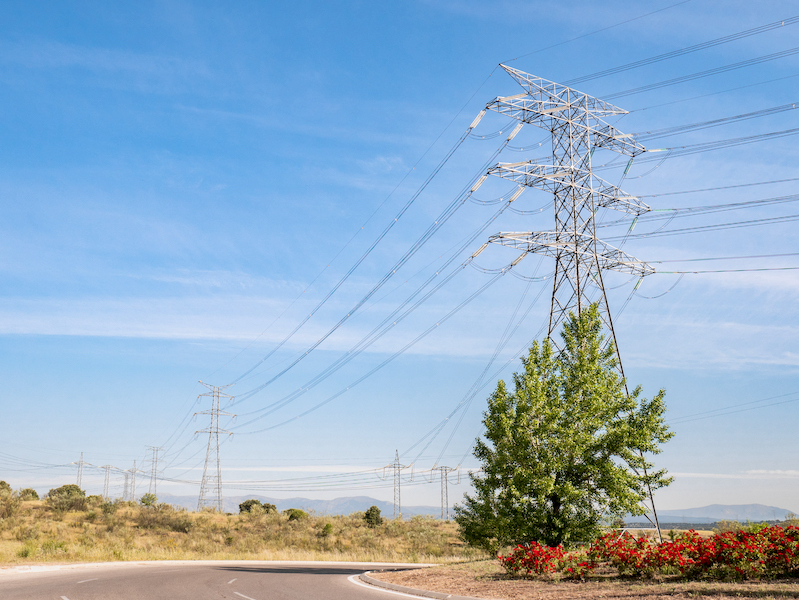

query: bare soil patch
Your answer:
[372,560,799,600]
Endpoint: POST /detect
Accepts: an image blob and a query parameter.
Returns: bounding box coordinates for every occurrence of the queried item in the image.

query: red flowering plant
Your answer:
[499,525,799,581]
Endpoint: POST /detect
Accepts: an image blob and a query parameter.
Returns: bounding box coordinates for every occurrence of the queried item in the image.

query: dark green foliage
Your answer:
[320,522,334,537]
[364,505,383,528]
[19,488,39,500]
[140,493,157,507]
[239,499,262,513]
[46,484,87,512]
[285,508,308,521]
[455,305,673,551]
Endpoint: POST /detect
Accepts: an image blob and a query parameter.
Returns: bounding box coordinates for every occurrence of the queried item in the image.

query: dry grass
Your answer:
[0,499,484,565]
[373,561,799,600]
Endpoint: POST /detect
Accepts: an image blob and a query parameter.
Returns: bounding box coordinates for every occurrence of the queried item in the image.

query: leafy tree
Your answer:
[284,508,308,521]
[364,505,383,527]
[140,493,158,507]
[455,305,673,551]
[239,498,262,513]
[0,480,11,494]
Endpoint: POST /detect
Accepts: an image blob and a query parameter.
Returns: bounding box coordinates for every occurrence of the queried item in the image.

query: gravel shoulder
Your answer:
[370,560,799,600]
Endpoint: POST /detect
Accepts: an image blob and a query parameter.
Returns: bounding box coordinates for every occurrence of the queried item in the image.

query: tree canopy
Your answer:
[454,305,673,550]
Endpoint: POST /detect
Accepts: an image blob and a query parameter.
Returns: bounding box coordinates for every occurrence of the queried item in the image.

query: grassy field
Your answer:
[0,496,486,565]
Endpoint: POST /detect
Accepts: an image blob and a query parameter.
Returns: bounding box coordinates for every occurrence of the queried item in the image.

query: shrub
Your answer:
[364,505,383,528]
[46,485,86,512]
[0,490,21,519]
[135,504,192,533]
[239,499,262,513]
[19,488,39,501]
[285,508,308,521]
[140,493,157,507]
[0,480,11,494]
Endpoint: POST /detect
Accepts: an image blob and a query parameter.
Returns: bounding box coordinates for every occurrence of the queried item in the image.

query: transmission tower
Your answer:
[76,452,84,488]
[484,65,662,537]
[435,466,456,521]
[391,450,409,520]
[123,471,130,501]
[146,446,163,496]
[130,460,137,501]
[102,465,112,500]
[196,382,235,512]
[485,65,652,375]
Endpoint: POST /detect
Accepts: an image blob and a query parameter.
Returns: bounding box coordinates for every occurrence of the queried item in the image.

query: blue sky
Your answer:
[1,0,798,514]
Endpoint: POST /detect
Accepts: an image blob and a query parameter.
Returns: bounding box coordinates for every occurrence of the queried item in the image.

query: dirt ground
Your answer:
[371,560,799,600]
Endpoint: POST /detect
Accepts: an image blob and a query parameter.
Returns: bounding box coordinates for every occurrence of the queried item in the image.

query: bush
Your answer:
[239,499,262,513]
[0,480,11,494]
[364,505,383,528]
[0,490,21,519]
[140,493,157,507]
[135,504,192,533]
[46,484,86,512]
[19,488,39,501]
[285,508,308,521]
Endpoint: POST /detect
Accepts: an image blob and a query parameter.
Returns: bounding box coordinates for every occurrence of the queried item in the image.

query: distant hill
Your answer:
[629,504,797,524]
[157,493,442,518]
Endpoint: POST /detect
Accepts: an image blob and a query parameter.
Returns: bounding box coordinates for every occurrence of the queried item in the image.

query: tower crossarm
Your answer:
[486,65,646,158]
[488,161,650,216]
[488,231,655,276]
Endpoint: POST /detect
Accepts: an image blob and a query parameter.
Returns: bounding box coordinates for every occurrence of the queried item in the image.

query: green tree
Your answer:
[454,305,673,551]
[46,484,87,512]
[140,493,157,507]
[364,505,383,527]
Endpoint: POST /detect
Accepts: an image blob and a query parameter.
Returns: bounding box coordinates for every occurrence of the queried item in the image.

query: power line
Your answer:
[639,177,799,198]
[565,15,799,85]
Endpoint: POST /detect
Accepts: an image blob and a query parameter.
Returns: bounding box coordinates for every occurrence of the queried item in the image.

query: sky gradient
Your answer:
[1,0,798,515]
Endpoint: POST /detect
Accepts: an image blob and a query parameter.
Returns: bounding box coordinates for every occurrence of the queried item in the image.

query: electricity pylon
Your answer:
[76,452,84,488]
[130,460,137,502]
[435,466,456,521]
[102,465,112,500]
[391,450,409,520]
[485,65,653,377]
[484,65,662,537]
[146,446,163,496]
[123,471,130,501]
[196,382,235,512]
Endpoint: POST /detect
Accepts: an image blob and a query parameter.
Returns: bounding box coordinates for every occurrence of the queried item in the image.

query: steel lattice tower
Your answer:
[485,65,653,376]
[196,382,235,512]
[102,465,112,500]
[76,452,84,488]
[146,446,163,496]
[436,466,455,521]
[391,450,408,520]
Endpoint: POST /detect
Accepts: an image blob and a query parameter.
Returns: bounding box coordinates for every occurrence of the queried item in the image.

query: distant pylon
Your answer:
[102,465,112,500]
[196,382,235,512]
[146,446,163,496]
[435,466,455,520]
[123,471,130,501]
[391,450,409,520]
[76,452,84,488]
[130,460,137,502]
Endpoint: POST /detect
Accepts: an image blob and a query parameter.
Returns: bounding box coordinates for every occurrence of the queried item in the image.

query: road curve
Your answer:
[0,560,429,600]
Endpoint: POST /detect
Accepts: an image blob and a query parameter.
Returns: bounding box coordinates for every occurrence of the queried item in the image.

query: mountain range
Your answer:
[156,494,796,523]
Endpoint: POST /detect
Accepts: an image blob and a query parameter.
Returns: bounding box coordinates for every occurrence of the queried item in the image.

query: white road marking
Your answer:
[228,578,238,584]
[347,574,430,598]
[77,578,98,583]
[60,596,70,600]
[234,592,258,600]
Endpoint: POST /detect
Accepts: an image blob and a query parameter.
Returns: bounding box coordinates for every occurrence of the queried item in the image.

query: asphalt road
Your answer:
[0,560,426,600]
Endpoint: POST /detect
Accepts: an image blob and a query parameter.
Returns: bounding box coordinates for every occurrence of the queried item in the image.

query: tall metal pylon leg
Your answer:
[437,466,454,521]
[131,460,137,502]
[485,65,662,538]
[196,382,235,512]
[123,472,130,501]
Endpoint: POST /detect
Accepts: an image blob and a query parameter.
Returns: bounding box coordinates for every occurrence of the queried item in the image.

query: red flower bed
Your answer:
[499,525,799,580]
